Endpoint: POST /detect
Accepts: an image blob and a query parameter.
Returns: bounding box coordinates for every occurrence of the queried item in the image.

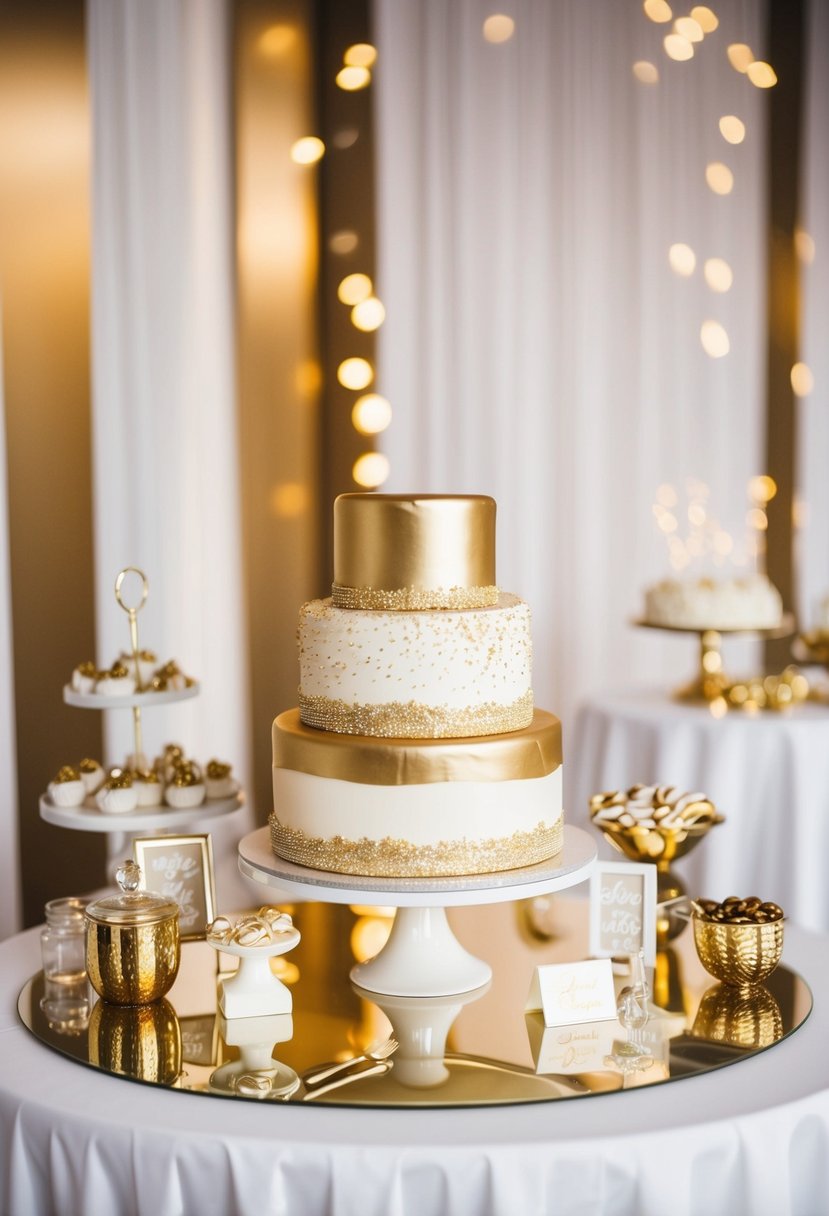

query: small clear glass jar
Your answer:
[40,896,88,985]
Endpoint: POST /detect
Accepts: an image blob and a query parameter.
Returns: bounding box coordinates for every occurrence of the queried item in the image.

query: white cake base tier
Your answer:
[270,766,563,878]
[237,825,597,996]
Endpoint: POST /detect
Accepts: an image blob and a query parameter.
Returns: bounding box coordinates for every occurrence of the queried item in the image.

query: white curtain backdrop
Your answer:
[373,0,769,735]
[0,299,21,938]
[797,0,829,626]
[87,0,252,905]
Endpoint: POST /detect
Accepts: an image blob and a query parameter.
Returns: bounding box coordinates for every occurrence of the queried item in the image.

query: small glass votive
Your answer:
[40,896,88,985]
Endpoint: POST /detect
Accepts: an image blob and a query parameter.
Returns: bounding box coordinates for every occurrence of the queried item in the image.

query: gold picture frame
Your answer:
[133,834,217,942]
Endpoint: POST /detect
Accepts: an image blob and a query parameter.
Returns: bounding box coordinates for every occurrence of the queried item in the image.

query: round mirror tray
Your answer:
[18,896,811,1110]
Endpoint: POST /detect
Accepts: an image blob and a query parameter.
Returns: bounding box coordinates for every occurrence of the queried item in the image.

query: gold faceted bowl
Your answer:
[691,983,783,1049]
[693,914,784,990]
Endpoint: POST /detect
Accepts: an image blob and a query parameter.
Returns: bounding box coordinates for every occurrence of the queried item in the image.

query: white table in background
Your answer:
[571,688,829,931]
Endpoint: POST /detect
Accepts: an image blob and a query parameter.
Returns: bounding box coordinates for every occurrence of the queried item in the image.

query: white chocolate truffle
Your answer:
[48,766,86,808]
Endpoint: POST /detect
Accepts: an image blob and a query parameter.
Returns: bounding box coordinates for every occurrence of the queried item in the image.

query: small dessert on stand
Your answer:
[39,568,243,863]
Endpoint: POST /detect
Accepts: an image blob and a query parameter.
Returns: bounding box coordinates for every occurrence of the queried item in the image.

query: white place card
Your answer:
[589,860,657,967]
[525,958,618,1028]
[525,1013,618,1075]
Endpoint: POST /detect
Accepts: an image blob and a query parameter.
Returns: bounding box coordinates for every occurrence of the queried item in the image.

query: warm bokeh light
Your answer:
[352,393,393,435]
[644,0,673,22]
[269,482,309,518]
[704,257,733,292]
[344,43,377,68]
[633,60,659,84]
[713,531,734,556]
[674,16,703,41]
[664,33,694,60]
[337,273,373,304]
[657,512,678,533]
[329,229,359,255]
[747,60,777,88]
[727,43,754,72]
[258,24,298,57]
[295,359,323,397]
[719,115,746,144]
[351,296,386,332]
[669,242,696,276]
[691,5,719,32]
[483,14,515,42]
[656,483,678,507]
[290,136,325,165]
[746,507,768,531]
[705,162,734,194]
[337,357,374,390]
[336,65,371,91]
[794,229,816,264]
[700,320,730,357]
[791,362,814,396]
[688,503,706,526]
[353,451,390,488]
[749,474,777,502]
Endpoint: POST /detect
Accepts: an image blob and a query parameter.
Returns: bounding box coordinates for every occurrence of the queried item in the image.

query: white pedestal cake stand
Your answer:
[238,825,597,998]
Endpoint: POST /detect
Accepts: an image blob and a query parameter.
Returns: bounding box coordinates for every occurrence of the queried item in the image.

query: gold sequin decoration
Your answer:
[331,583,500,611]
[269,813,563,878]
[299,690,534,738]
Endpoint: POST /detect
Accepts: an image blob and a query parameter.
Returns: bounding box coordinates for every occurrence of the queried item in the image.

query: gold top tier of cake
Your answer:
[332,493,498,610]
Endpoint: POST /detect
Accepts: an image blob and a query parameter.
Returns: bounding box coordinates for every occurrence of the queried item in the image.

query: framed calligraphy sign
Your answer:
[133,833,216,942]
[589,860,657,966]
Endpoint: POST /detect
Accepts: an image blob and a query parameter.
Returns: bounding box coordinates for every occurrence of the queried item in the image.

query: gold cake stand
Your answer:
[634,615,801,709]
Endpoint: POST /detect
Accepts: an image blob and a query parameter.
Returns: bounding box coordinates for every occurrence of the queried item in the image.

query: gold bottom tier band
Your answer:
[268,813,563,879]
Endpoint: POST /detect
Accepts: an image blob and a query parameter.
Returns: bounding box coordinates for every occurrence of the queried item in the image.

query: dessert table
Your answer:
[2,896,829,1216]
[571,689,829,932]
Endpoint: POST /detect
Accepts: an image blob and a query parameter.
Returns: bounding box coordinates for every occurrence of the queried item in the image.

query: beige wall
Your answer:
[0,0,104,924]
[234,0,323,823]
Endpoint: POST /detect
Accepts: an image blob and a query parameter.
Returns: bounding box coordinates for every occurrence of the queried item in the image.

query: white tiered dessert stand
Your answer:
[39,568,243,868]
[238,825,596,998]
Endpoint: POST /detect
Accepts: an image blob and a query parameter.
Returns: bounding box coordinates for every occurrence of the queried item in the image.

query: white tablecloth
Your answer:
[571,689,829,932]
[2,921,829,1216]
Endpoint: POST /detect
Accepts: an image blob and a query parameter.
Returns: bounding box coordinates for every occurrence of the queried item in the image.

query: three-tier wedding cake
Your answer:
[269,494,563,878]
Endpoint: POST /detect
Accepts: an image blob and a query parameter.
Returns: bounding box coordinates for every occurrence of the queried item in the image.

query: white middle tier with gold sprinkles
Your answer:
[298,592,533,739]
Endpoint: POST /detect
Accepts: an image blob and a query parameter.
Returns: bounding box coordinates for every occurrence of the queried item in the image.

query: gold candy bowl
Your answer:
[590,805,724,903]
[692,914,784,990]
[691,982,783,1049]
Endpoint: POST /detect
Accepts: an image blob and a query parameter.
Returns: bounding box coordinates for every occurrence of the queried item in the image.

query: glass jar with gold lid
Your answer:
[85,860,180,1005]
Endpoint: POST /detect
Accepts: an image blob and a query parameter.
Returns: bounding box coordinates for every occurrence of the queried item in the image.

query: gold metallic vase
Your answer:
[85,861,181,1005]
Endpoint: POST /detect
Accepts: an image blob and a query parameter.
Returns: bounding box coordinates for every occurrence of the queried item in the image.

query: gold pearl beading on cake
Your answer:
[299,690,534,739]
[268,813,563,878]
[331,583,499,611]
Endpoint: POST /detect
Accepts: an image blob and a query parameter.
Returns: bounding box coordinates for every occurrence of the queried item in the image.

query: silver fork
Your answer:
[302,1036,398,1088]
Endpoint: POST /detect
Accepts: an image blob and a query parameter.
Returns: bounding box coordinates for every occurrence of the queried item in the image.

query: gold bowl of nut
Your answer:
[693,896,784,990]
[589,785,724,888]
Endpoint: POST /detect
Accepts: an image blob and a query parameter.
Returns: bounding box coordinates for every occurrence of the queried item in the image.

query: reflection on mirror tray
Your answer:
[17,899,812,1110]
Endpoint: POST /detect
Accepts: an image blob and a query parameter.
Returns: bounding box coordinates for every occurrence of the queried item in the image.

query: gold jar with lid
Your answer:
[85,860,181,1005]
